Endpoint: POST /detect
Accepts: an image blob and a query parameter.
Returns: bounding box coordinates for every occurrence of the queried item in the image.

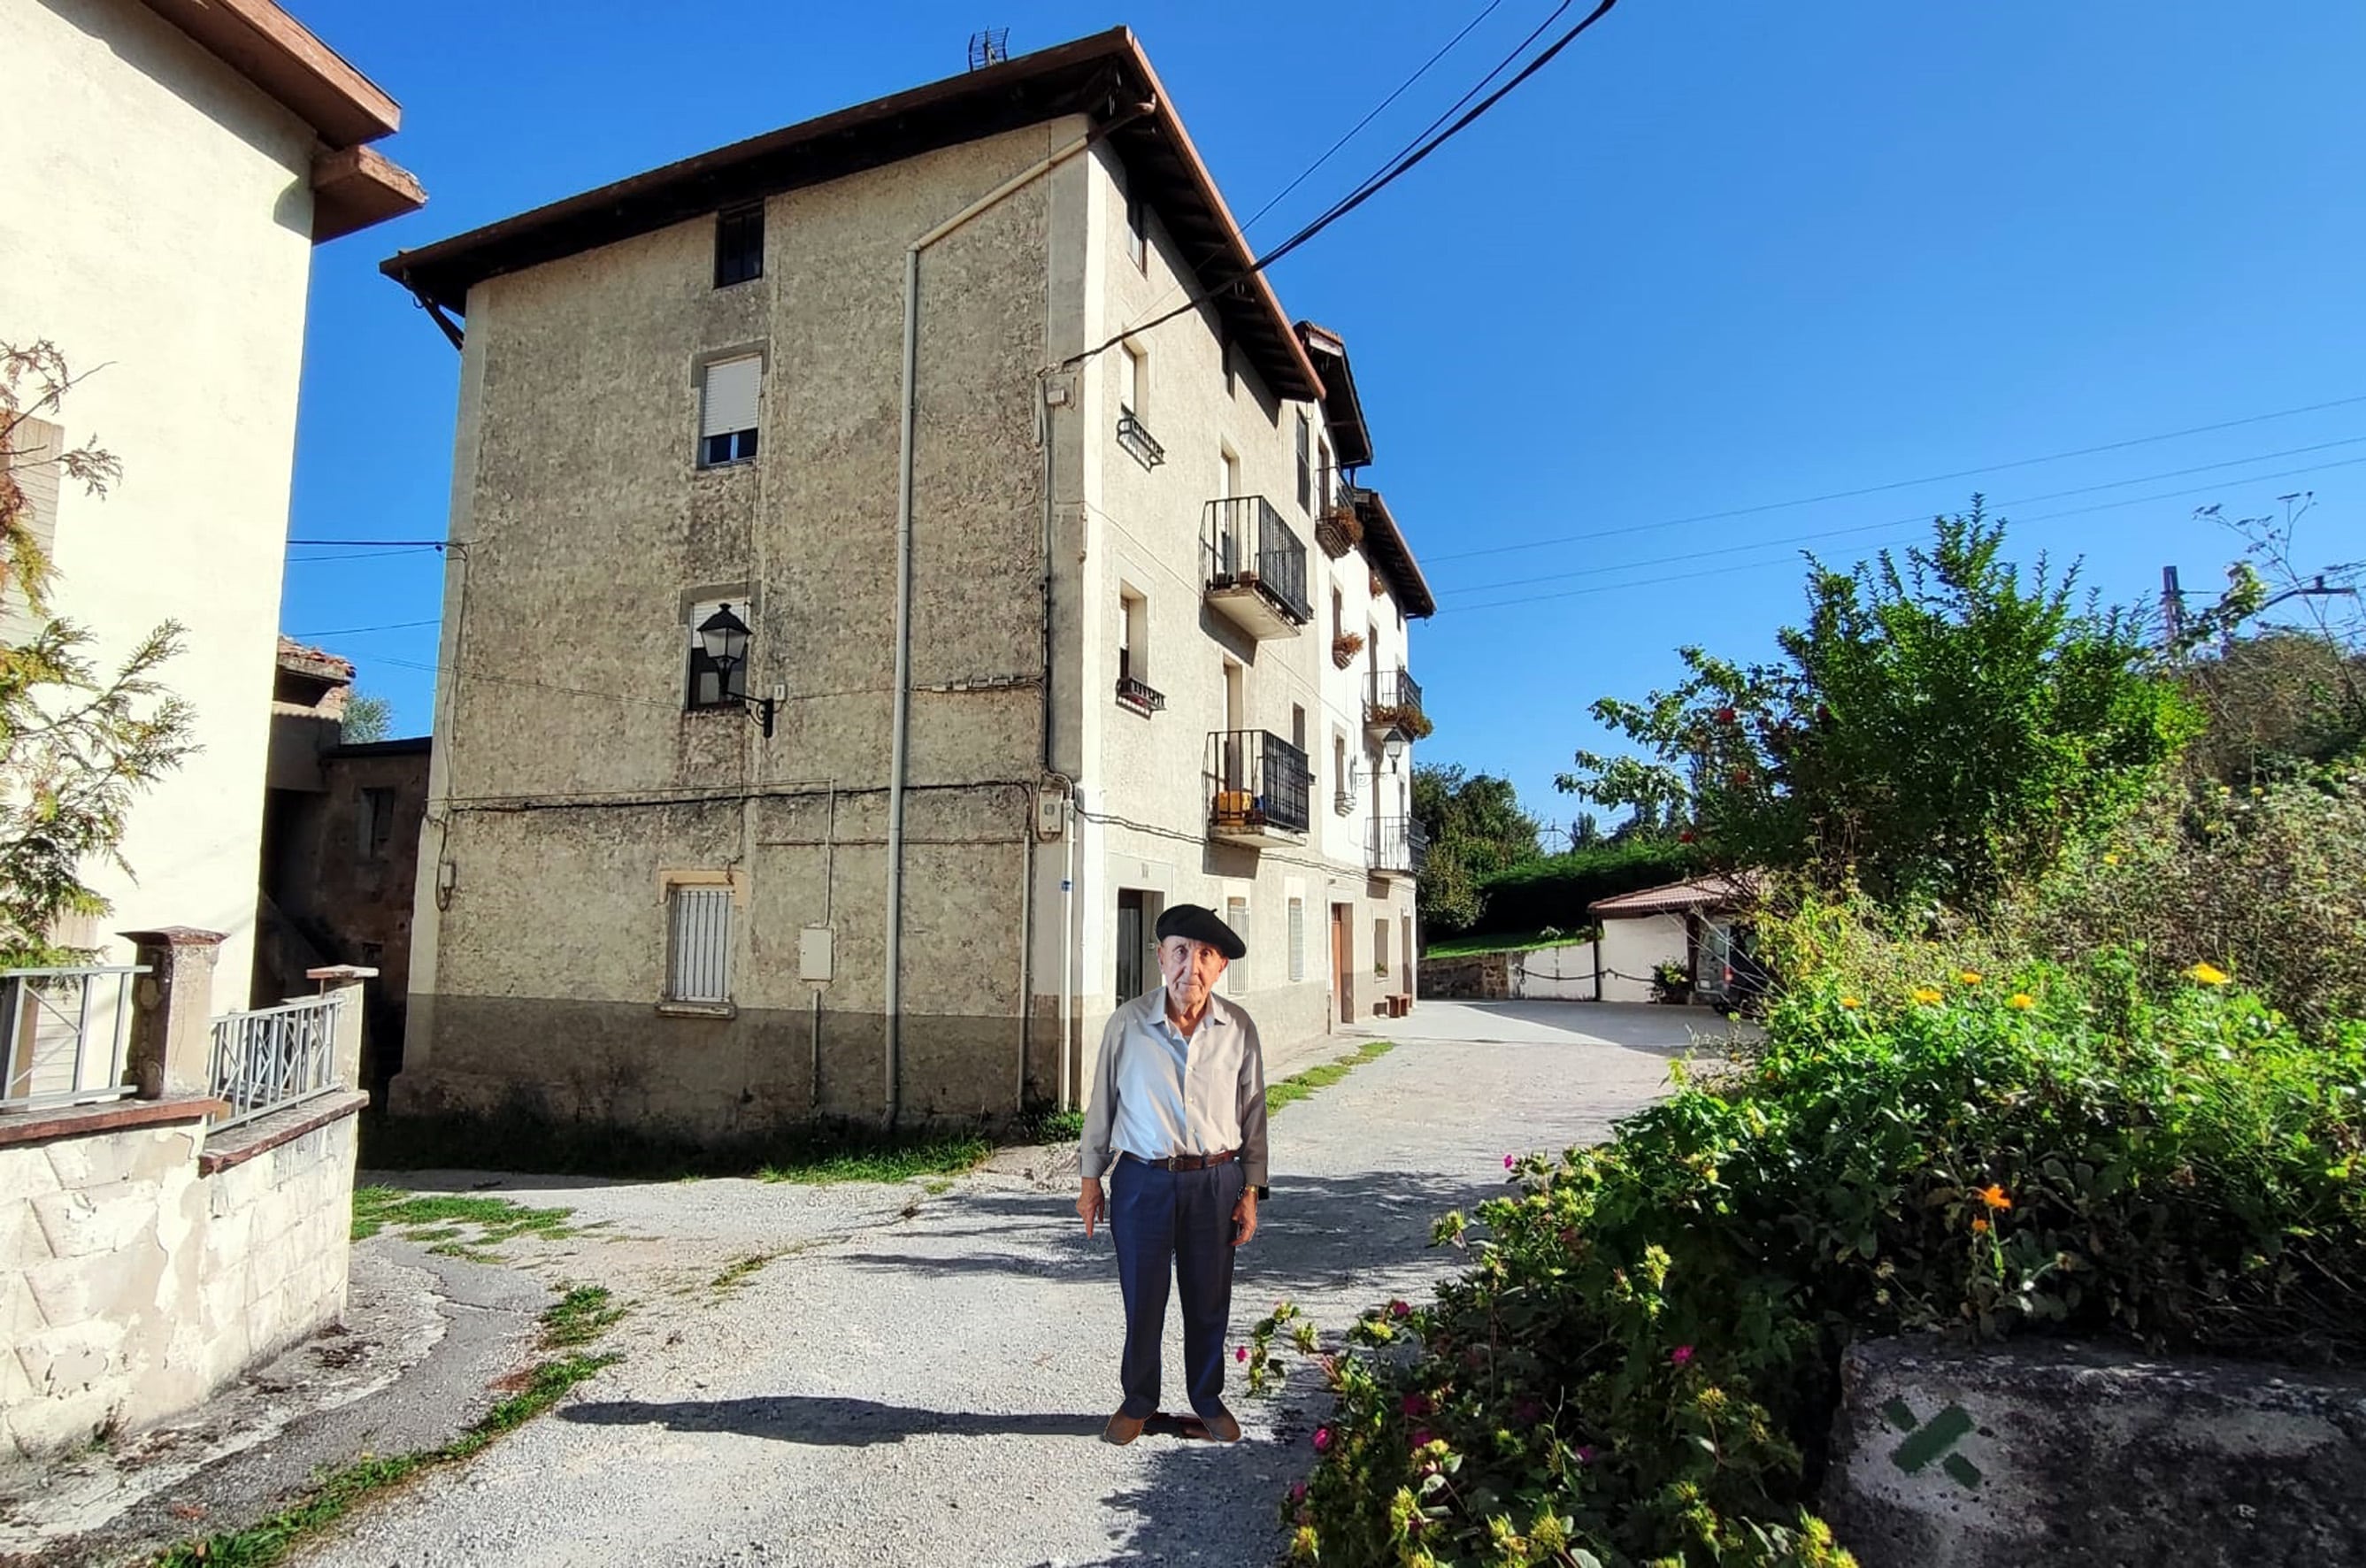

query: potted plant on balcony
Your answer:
[1314,494,1363,559]
[1368,703,1435,741]
[1332,630,1364,670]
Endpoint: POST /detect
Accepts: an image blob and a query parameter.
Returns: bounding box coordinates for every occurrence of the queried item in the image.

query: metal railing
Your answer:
[1369,817,1430,876]
[1115,674,1166,714]
[1206,729,1312,837]
[1117,408,1165,469]
[1367,666,1425,730]
[0,965,147,1112]
[209,994,344,1132]
[1202,496,1312,625]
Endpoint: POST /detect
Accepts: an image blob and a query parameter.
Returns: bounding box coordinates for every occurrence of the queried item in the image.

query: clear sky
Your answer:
[281,1,2366,829]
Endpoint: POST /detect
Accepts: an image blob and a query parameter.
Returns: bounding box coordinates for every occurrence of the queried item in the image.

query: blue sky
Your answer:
[284,1,2366,826]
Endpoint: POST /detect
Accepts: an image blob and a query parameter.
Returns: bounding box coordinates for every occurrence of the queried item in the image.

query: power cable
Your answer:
[288,617,442,638]
[283,547,443,565]
[287,537,451,548]
[1425,391,2366,565]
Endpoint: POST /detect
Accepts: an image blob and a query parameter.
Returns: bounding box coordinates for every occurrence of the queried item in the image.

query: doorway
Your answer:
[1116,889,1160,1005]
[1331,903,1354,1024]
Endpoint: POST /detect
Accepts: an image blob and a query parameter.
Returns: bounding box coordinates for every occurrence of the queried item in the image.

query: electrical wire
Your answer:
[288,617,442,638]
[283,546,443,565]
[287,537,451,548]
[1426,391,2366,565]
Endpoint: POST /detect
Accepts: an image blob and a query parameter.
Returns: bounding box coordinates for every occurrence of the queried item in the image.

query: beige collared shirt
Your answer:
[1080,986,1269,1193]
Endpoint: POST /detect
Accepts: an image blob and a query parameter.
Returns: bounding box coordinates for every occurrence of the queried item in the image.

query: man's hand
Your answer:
[1078,1178,1104,1238]
[1232,1187,1258,1249]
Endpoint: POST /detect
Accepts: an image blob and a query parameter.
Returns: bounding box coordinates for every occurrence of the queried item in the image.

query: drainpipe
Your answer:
[1059,785,1078,1111]
[885,104,1154,1129]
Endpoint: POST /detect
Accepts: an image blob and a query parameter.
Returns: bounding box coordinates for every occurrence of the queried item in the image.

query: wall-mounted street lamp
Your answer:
[696,603,776,738]
[1382,726,1410,774]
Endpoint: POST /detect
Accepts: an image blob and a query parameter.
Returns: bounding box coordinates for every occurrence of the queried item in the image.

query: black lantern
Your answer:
[1382,726,1410,774]
[693,603,775,738]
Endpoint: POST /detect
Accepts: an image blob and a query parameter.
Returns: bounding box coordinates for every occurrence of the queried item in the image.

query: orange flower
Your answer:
[1912,987,1944,1005]
[2008,993,2036,1011]
[1978,1185,2012,1211]
[1970,1218,1990,1234]
[1840,996,1863,1011]
[2187,962,2230,988]
[1958,970,1983,986]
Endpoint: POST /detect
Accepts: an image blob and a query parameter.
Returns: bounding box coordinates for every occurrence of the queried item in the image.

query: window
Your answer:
[1118,588,1148,683]
[1294,412,1312,510]
[714,205,764,288]
[699,355,761,467]
[1119,342,1148,421]
[1125,193,1148,271]
[1331,584,1344,643]
[357,788,396,862]
[1292,703,1307,754]
[1374,917,1390,978]
[1225,897,1249,994]
[0,417,60,645]
[667,886,733,1004]
[1317,439,1333,510]
[1223,333,1238,400]
[1288,899,1306,983]
[686,598,752,711]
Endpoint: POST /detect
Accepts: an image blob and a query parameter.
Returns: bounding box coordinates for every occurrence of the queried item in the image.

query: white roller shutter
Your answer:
[701,356,761,438]
[667,887,733,1003]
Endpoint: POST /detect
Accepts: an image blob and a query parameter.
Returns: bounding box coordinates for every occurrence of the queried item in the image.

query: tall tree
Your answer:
[1,342,195,965]
[1560,503,2193,911]
[1412,763,1541,933]
[342,690,393,744]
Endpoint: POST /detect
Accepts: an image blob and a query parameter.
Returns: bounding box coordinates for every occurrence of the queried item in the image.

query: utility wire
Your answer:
[1427,391,2366,566]
[287,537,451,548]
[284,546,443,565]
[288,617,442,639]
[1064,0,1623,373]
[1438,453,2366,615]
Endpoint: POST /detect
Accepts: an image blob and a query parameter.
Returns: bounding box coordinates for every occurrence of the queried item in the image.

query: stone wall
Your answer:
[2,1095,364,1458]
[1824,1335,2366,1567]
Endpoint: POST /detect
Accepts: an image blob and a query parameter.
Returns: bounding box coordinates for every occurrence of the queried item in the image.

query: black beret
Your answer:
[1156,902,1246,961]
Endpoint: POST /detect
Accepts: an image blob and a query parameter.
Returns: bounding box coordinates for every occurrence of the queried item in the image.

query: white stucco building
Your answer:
[0,0,424,987]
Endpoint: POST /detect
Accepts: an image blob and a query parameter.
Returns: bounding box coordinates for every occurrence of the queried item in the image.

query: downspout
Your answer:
[885,103,1154,1129]
[1061,787,1078,1111]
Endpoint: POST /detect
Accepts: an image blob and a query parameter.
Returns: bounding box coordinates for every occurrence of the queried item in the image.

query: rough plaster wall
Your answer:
[0,1115,354,1458]
[1600,914,1688,1003]
[0,0,320,999]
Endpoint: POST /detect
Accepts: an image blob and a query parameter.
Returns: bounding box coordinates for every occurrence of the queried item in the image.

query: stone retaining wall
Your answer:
[1824,1335,2366,1566]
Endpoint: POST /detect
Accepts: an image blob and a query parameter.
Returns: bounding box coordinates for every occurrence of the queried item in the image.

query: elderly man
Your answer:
[1078,903,1269,1446]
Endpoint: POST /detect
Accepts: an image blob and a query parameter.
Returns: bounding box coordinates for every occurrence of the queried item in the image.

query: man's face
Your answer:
[1158,935,1229,1009]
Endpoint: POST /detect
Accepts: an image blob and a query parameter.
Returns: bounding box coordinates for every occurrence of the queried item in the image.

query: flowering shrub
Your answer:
[1263,960,2366,1566]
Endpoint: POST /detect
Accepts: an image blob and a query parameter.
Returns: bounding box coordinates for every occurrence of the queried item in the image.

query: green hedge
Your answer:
[1470,842,1701,936]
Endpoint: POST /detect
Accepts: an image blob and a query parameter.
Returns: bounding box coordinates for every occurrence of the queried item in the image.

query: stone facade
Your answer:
[0,1099,363,1459]
[391,41,1429,1137]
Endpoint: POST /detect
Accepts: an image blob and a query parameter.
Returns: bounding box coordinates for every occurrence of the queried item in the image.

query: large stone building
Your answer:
[0,0,423,995]
[380,28,1433,1135]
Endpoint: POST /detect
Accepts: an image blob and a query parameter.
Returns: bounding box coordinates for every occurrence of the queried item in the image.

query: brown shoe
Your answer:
[1197,1407,1242,1443]
[1102,1410,1146,1446]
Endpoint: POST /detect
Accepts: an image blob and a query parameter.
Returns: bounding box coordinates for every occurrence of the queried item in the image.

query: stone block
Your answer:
[29,1179,159,1258]
[1824,1337,2366,1568]
[15,1317,126,1397]
[22,1239,165,1332]
[126,1126,198,1184]
[4,1270,46,1343]
[3,1384,114,1457]
[0,1142,60,1198]
[0,1196,43,1270]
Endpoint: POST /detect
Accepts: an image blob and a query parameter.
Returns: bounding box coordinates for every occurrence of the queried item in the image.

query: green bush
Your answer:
[1472,842,1699,937]
[1256,959,2366,1567]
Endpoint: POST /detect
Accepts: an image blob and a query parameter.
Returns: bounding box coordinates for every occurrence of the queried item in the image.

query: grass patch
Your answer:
[708,1254,776,1294]
[152,1287,624,1568]
[350,1186,582,1264]
[1422,926,1599,960]
[1023,1107,1086,1143]
[1265,1040,1395,1116]
[755,1131,991,1186]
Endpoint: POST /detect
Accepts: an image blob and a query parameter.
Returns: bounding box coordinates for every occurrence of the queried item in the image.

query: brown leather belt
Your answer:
[1122,1149,1238,1172]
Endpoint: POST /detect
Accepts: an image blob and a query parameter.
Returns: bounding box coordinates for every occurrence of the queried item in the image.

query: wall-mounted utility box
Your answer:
[799,926,833,984]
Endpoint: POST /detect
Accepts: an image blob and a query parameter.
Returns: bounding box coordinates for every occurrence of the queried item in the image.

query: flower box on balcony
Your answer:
[1314,503,1363,560]
[1332,630,1364,671]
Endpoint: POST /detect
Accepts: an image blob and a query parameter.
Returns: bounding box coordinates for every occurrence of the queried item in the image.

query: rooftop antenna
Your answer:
[968,28,1010,70]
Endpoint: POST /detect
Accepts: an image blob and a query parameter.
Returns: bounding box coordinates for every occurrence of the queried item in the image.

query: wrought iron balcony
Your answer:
[1368,817,1428,878]
[1202,496,1311,640]
[1117,407,1165,470]
[1115,674,1165,716]
[1365,666,1425,736]
[1207,729,1311,846]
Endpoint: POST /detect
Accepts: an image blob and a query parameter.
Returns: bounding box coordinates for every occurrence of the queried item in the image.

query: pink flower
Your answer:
[1574,1444,1596,1464]
[1387,1299,1411,1319]
[1312,1426,1333,1454]
[1503,1154,1516,1170]
[1402,1393,1433,1418]
[1236,1345,1248,1363]
[1410,1427,1434,1449]
[1671,1345,1694,1367]
[1289,1481,1307,1503]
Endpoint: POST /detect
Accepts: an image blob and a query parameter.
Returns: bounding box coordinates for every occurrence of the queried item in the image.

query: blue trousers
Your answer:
[1109,1155,1244,1419]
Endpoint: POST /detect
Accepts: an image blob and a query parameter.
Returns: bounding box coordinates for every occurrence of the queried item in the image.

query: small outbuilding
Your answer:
[1587,873,1761,1005]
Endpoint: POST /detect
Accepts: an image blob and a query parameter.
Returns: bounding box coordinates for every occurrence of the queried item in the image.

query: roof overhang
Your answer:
[377,27,1322,401]
[1587,873,1761,919]
[312,145,427,243]
[1296,321,1372,468]
[1355,488,1435,619]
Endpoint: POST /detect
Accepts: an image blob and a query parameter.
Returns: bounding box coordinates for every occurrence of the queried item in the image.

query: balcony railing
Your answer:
[0,965,147,1112]
[1207,729,1311,845]
[1366,666,1425,735]
[1202,496,1311,640]
[1369,817,1429,878]
[209,993,344,1132]
[1117,407,1165,470]
[1115,674,1166,716]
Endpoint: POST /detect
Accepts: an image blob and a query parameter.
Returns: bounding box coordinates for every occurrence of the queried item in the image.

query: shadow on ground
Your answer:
[561,1395,1107,1444]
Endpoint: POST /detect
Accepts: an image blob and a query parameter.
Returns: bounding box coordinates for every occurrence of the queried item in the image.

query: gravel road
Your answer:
[301,1002,1725,1568]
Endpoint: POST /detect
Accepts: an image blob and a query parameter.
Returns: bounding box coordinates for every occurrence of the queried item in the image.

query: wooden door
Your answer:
[1331,903,1354,1024]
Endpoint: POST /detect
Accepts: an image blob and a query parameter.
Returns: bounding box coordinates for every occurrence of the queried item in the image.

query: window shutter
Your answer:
[1288,899,1305,984]
[701,357,761,438]
[668,887,733,1003]
[1225,897,1249,995]
[2,416,63,644]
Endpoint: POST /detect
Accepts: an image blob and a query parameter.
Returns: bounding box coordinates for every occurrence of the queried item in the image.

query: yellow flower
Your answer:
[2102,851,2120,865]
[1840,995,1862,1011]
[2187,962,2231,988]
[1970,1217,1990,1234]
[2008,993,2036,1011]
[1978,1184,2013,1211]
[1912,987,1943,1005]
[1958,970,1983,986]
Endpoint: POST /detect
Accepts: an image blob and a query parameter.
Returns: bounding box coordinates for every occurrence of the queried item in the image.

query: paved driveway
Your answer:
[303,1003,1739,1568]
